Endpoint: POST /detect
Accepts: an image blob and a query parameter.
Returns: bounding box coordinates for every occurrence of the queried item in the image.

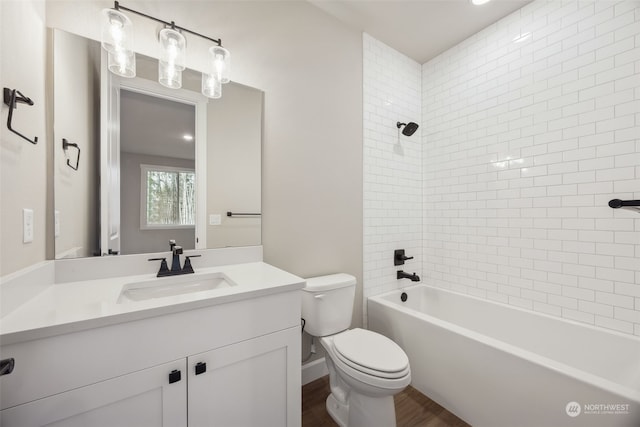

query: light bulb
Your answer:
[202,45,230,98]
[159,28,185,68]
[101,9,133,53]
[101,8,135,78]
[159,61,182,89]
[158,28,186,89]
[209,46,230,84]
[201,72,222,99]
[108,48,136,78]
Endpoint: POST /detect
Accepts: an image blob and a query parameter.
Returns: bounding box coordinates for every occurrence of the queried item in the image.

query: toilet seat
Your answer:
[326,329,410,386]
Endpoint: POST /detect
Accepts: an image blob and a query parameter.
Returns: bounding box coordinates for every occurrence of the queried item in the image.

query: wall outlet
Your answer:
[55,210,60,238]
[23,208,34,243]
[209,214,222,226]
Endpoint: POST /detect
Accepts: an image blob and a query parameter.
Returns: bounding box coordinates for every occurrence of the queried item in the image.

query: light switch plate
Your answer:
[209,214,221,226]
[55,210,60,238]
[23,208,34,243]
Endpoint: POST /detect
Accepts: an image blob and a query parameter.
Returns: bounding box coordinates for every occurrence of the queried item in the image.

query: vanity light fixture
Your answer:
[100,1,230,98]
[101,8,136,77]
[158,28,186,89]
[202,46,230,99]
[470,0,492,5]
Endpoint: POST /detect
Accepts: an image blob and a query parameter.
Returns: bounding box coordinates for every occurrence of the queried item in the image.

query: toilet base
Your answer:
[326,394,348,427]
[325,391,397,427]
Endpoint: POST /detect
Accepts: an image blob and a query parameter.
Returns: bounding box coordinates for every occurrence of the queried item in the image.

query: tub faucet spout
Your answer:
[397,270,420,282]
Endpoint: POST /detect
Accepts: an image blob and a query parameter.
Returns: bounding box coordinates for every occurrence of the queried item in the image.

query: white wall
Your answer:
[422,0,640,336]
[362,33,422,324]
[53,29,100,259]
[1,0,48,275]
[207,82,262,249]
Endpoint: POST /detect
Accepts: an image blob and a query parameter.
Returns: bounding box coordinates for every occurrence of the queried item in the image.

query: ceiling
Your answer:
[120,89,196,161]
[309,0,533,63]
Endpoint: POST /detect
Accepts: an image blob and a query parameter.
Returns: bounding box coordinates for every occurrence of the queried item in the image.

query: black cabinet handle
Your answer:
[0,358,15,376]
[168,369,181,384]
[195,362,207,375]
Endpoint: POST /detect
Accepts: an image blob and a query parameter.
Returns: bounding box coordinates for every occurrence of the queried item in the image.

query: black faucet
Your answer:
[169,240,183,273]
[147,240,201,277]
[397,270,420,282]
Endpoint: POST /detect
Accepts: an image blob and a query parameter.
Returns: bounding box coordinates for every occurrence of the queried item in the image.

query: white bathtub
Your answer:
[368,285,640,427]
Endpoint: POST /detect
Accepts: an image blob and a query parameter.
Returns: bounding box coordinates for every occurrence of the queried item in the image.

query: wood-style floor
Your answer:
[302,376,470,427]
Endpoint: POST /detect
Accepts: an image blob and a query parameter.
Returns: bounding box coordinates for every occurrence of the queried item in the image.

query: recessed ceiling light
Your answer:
[183,134,194,141]
[471,0,493,5]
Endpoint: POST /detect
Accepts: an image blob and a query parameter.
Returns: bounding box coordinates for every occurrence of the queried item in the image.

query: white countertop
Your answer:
[0,262,304,345]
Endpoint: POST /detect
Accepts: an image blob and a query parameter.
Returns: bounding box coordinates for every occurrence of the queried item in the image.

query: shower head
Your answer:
[396,121,419,136]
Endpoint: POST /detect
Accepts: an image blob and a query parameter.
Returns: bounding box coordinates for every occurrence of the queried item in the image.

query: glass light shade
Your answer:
[209,46,231,84]
[159,61,183,89]
[108,49,136,78]
[101,9,133,53]
[158,28,186,88]
[159,28,186,70]
[201,71,222,99]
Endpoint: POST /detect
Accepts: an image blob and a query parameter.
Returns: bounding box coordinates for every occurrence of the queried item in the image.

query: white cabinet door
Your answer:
[188,327,301,427]
[0,359,187,427]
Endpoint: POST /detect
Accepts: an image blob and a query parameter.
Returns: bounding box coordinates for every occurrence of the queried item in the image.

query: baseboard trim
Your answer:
[302,357,328,385]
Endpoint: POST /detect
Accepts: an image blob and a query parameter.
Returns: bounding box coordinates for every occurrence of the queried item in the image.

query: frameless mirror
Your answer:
[52,29,262,258]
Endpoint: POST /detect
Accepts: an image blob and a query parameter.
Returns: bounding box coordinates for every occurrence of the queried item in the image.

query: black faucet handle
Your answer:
[182,255,201,274]
[394,249,414,266]
[148,257,170,276]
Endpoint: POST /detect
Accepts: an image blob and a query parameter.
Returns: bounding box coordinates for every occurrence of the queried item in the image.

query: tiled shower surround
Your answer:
[364,0,640,336]
[363,33,422,313]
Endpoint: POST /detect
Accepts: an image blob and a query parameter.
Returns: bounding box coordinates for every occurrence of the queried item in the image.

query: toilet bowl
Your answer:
[302,274,411,427]
[320,329,411,427]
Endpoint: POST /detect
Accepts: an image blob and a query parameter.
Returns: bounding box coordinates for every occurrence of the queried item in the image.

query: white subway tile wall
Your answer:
[422,0,640,336]
[363,33,422,323]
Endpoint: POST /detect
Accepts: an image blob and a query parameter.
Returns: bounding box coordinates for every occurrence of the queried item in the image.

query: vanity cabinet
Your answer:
[0,290,301,427]
[188,327,299,426]
[1,359,187,426]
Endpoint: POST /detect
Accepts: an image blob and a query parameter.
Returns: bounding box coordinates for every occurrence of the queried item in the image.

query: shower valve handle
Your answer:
[394,249,413,266]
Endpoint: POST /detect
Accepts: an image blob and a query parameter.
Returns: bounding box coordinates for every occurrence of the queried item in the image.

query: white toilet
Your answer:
[302,273,411,427]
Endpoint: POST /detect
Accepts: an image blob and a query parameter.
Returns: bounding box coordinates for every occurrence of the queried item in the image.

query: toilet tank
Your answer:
[302,273,356,337]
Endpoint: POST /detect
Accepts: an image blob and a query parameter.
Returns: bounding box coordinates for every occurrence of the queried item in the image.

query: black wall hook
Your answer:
[3,88,38,145]
[62,139,81,171]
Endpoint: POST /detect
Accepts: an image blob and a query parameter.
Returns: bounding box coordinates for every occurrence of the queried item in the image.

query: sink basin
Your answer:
[117,272,236,303]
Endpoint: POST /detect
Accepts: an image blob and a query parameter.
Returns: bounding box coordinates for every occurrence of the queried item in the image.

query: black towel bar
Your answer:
[226,211,261,217]
[3,87,38,145]
[62,139,81,171]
